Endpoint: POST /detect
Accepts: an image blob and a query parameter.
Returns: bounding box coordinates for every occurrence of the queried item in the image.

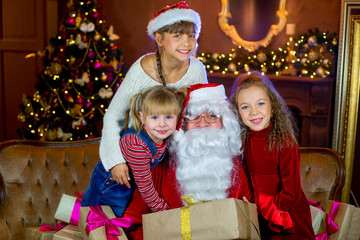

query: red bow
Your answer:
[85,206,134,240]
[152,1,189,20]
[39,222,68,232]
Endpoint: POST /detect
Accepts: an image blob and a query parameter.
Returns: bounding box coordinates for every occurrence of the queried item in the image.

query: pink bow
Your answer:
[308,200,339,240]
[85,206,134,240]
[39,222,68,232]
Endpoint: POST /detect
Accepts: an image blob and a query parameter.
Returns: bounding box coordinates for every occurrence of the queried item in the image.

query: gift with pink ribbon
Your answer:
[324,200,359,240]
[54,193,83,225]
[78,205,134,240]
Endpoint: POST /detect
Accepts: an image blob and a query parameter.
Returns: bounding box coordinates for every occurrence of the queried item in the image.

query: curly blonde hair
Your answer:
[229,71,298,150]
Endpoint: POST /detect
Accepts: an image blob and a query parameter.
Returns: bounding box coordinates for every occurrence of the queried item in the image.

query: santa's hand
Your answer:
[111,163,131,188]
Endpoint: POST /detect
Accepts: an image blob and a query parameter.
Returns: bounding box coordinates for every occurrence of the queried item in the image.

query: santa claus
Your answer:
[123,83,251,239]
[168,83,245,202]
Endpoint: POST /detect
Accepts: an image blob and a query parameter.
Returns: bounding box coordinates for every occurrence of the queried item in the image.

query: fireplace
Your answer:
[208,73,335,148]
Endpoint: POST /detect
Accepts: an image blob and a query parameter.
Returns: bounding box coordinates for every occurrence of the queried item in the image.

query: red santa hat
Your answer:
[147,1,202,40]
[176,83,227,130]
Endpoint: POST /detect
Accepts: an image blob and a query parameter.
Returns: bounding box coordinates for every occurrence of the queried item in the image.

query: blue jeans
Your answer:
[81,128,166,217]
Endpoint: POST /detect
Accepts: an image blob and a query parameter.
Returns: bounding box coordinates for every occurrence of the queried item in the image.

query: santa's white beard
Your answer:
[170,127,234,202]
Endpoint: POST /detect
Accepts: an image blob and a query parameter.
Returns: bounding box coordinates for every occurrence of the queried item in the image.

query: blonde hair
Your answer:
[154,21,196,86]
[129,86,186,131]
[229,71,298,150]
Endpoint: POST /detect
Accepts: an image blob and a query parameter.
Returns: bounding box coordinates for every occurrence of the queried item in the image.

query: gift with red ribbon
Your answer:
[78,205,133,240]
[54,193,83,225]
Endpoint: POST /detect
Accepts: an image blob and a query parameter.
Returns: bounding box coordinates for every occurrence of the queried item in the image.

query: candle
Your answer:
[286,23,296,35]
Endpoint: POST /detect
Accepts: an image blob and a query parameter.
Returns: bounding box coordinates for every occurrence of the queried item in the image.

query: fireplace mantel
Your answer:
[208,73,335,147]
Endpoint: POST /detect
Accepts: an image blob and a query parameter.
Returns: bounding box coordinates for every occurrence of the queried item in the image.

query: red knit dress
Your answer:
[243,124,315,240]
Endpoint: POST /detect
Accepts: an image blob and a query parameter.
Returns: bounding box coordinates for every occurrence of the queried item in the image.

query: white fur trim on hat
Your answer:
[188,85,227,104]
[147,8,201,40]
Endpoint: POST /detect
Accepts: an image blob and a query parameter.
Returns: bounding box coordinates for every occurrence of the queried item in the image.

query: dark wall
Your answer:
[59,0,341,64]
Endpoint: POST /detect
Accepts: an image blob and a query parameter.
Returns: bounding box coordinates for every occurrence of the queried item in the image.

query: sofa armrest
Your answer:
[300,147,345,209]
[0,138,101,240]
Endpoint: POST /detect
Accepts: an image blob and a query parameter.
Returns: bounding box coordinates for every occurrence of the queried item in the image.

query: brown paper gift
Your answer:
[143,198,261,240]
[347,206,360,240]
[325,200,354,240]
[310,205,326,235]
[78,205,128,240]
[52,224,83,240]
[26,227,55,240]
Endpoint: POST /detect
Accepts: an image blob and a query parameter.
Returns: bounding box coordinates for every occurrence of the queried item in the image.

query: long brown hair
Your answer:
[229,71,298,150]
[154,21,196,86]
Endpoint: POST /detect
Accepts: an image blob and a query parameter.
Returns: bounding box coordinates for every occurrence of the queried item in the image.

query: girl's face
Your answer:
[237,85,272,131]
[140,112,178,144]
[156,32,196,62]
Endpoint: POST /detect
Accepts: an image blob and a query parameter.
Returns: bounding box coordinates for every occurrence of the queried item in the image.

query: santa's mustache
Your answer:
[172,127,233,159]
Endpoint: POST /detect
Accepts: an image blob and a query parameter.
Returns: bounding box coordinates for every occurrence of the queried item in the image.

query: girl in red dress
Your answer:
[230,72,315,240]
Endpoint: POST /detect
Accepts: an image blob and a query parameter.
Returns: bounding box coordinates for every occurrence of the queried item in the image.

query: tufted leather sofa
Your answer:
[0,139,345,239]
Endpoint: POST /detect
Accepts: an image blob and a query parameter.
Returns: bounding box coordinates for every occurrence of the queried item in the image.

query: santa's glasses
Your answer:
[184,114,222,123]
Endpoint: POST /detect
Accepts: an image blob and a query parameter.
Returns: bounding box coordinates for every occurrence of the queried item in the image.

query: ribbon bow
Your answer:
[99,87,113,99]
[85,206,134,240]
[39,222,68,232]
[308,200,339,240]
[80,22,95,32]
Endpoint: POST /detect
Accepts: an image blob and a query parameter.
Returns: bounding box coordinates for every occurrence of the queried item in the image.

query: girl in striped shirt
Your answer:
[82,85,186,217]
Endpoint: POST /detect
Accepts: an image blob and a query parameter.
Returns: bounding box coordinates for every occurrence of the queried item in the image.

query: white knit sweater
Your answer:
[100,54,208,171]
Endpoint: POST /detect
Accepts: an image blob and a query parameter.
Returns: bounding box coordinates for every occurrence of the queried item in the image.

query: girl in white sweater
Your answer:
[100,1,208,188]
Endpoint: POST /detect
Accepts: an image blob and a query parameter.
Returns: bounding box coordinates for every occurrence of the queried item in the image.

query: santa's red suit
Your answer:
[122,156,250,240]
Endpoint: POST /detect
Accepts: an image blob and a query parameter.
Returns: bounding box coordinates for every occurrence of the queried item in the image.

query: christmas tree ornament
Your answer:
[316,66,324,76]
[300,69,308,75]
[256,52,267,63]
[300,57,308,64]
[308,50,318,61]
[322,58,329,65]
[227,62,236,72]
[51,62,62,75]
[99,87,113,99]
[93,60,102,68]
[212,65,220,71]
[94,31,101,41]
[261,66,268,73]
[107,25,120,41]
[212,53,220,60]
[275,61,282,68]
[75,16,82,28]
[308,36,317,46]
[80,22,95,32]
[100,74,108,82]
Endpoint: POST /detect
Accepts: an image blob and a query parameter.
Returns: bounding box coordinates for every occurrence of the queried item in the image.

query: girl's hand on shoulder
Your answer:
[111,163,131,188]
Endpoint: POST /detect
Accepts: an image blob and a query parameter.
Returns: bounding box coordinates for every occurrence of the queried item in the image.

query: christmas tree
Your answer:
[18,0,128,141]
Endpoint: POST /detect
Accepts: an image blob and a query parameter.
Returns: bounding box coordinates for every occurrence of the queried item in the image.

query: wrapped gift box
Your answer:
[325,200,355,240]
[143,198,261,240]
[309,205,326,235]
[346,206,360,240]
[53,224,83,240]
[78,205,128,240]
[54,194,82,225]
[26,227,55,240]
